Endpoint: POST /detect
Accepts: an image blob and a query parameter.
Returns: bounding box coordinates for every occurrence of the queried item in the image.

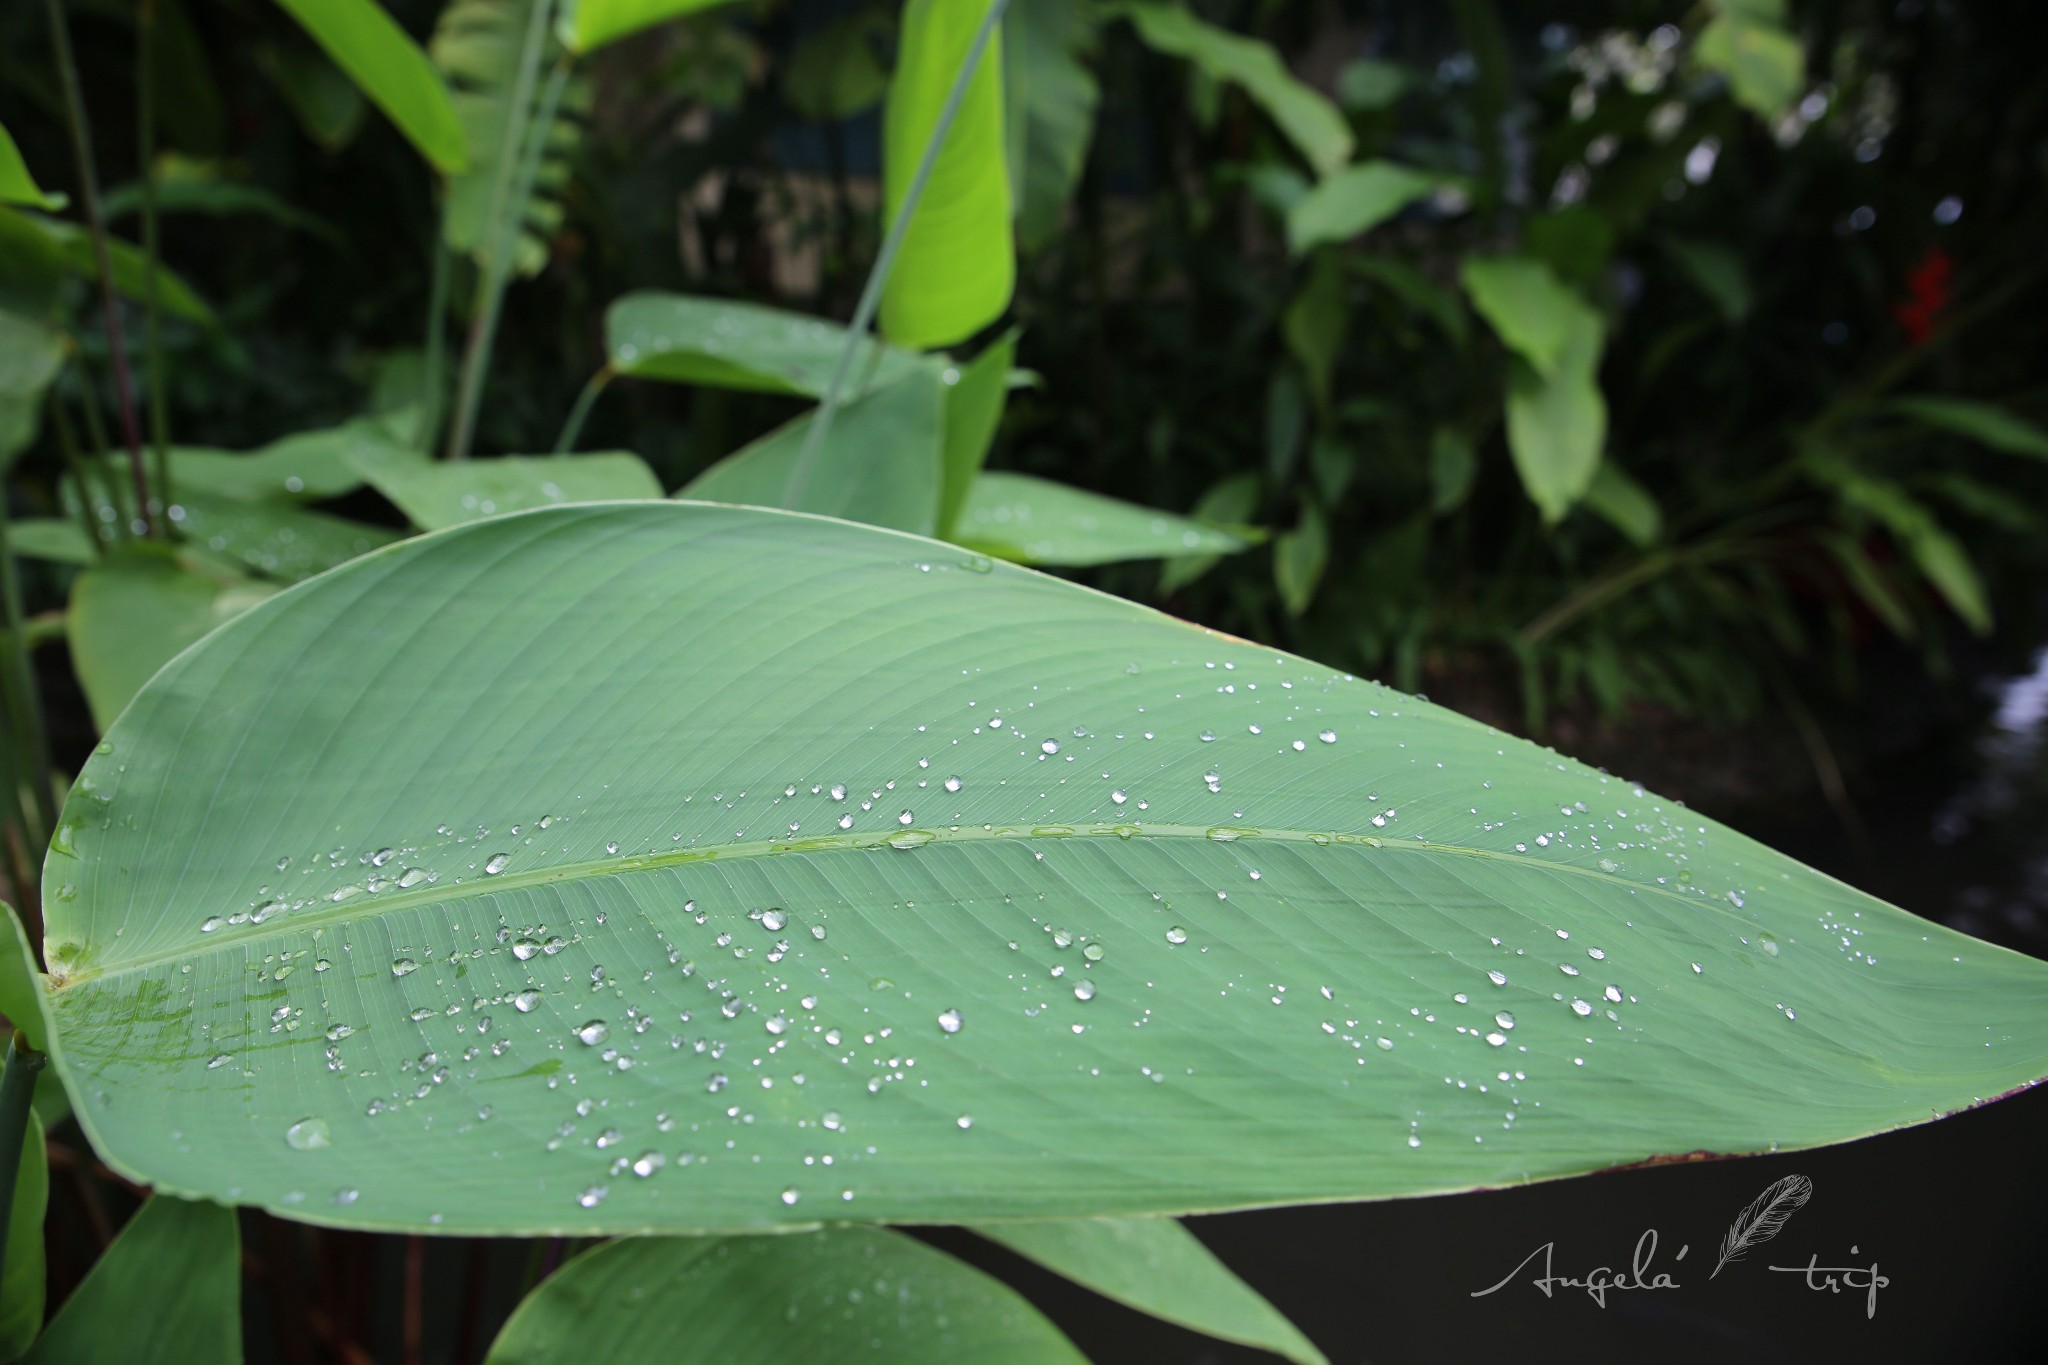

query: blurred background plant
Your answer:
[5,3,2048,1354]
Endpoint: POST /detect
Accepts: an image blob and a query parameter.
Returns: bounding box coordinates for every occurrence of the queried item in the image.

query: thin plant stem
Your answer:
[552,365,613,453]
[402,1234,425,1365]
[138,0,172,521]
[419,231,453,453]
[784,0,1012,509]
[0,1036,49,1293]
[50,395,108,559]
[444,0,560,461]
[44,0,152,534]
[0,514,58,849]
[72,380,130,542]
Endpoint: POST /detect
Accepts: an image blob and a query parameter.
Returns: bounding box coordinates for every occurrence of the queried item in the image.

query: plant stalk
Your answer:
[50,385,108,559]
[137,0,173,521]
[44,0,152,534]
[784,0,1012,509]
[444,1,562,461]
[419,231,452,453]
[0,514,58,851]
[0,1036,49,1293]
[552,365,613,453]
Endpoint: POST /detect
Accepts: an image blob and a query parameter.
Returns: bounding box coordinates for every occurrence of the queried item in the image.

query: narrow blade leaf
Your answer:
[607,292,927,398]
[20,1196,240,1365]
[272,0,469,174]
[956,471,1250,567]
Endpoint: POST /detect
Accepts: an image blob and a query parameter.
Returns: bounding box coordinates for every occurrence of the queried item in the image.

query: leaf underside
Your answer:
[37,503,2048,1238]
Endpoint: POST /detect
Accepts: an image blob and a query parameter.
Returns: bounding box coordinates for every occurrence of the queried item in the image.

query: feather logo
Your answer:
[1713,1175,1813,1278]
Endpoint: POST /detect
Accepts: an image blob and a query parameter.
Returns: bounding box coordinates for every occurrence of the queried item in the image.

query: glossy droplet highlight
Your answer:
[285,1118,332,1151]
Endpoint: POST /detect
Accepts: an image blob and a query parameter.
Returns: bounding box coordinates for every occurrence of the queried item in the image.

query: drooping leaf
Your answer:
[355,451,663,530]
[1889,396,2048,462]
[271,0,468,174]
[955,472,1250,568]
[1273,497,1328,614]
[1820,466,1992,634]
[1503,311,1607,524]
[0,309,64,469]
[938,332,1017,541]
[485,1228,1084,1363]
[19,1196,240,1365]
[973,1217,1324,1365]
[1285,161,1443,255]
[0,1111,46,1362]
[681,370,945,534]
[1003,0,1099,251]
[0,210,213,325]
[1281,251,1347,415]
[34,503,2048,1238]
[1580,460,1662,548]
[0,123,63,211]
[880,0,1016,349]
[168,418,409,503]
[558,0,740,56]
[1158,472,1262,595]
[434,0,593,278]
[66,544,277,733]
[1123,3,1351,176]
[1460,256,1595,380]
[1694,2,1804,118]
[606,292,927,398]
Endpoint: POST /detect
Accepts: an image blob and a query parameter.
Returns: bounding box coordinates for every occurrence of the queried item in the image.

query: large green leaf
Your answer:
[1122,4,1352,177]
[0,1111,45,1362]
[66,545,276,734]
[957,472,1251,567]
[973,1217,1323,1365]
[36,504,2048,1237]
[1002,0,1099,251]
[485,1228,1084,1363]
[434,0,593,278]
[606,293,927,398]
[681,371,945,534]
[19,1196,239,1365]
[0,123,63,211]
[354,451,663,530]
[557,0,739,56]
[1890,395,2048,461]
[879,0,1015,350]
[272,0,468,174]
[1285,161,1443,255]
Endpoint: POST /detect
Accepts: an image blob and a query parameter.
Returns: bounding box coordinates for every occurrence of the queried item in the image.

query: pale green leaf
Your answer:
[34,504,2048,1238]
[1158,472,1262,594]
[956,471,1249,567]
[355,451,663,530]
[974,1217,1324,1365]
[20,1196,240,1365]
[486,1228,1083,1363]
[1273,498,1327,614]
[680,371,945,534]
[1461,256,1596,380]
[606,292,927,398]
[69,477,399,581]
[1504,310,1607,524]
[169,419,409,503]
[5,520,96,567]
[272,0,469,173]
[938,332,1017,540]
[1890,396,2048,461]
[1123,4,1352,177]
[1580,460,1662,548]
[880,0,1016,349]
[1281,252,1347,414]
[66,545,278,733]
[559,0,739,55]
[0,310,64,469]
[1003,0,1099,251]
[1694,10,1804,118]
[0,123,64,211]
[1286,161,1443,254]
[0,903,47,1048]
[1336,59,1410,111]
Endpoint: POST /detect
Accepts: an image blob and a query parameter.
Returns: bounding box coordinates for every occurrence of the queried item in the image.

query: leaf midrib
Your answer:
[58,821,1749,988]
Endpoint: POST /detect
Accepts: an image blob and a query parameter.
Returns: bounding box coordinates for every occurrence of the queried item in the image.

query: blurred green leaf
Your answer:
[974,1218,1325,1364]
[681,370,945,534]
[271,0,469,173]
[1663,237,1751,323]
[955,471,1252,567]
[1282,251,1347,413]
[355,451,663,530]
[1123,4,1352,176]
[1159,472,1262,594]
[485,1228,1084,1363]
[1503,309,1607,524]
[784,5,892,120]
[0,210,213,325]
[607,292,928,397]
[1890,396,2048,461]
[559,0,739,55]
[0,309,64,470]
[1819,532,1914,639]
[1820,466,1992,634]
[938,331,1017,540]
[1336,58,1410,111]
[20,1196,240,1365]
[4,520,93,567]
[1273,497,1328,614]
[1460,256,1596,380]
[1286,161,1443,254]
[169,418,410,503]
[1581,460,1662,547]
[254,37,369,150]
[881,0,1016,349]
[1350,257,1467,348]
[0,123,63,211]
[70,475,399,581]
[0,903,46,1047]
[102,174,339,242]
[1003,0,1099,251]
[1428,427,1477,514]
[1695,3,1804,117]
[67,544,277,733]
